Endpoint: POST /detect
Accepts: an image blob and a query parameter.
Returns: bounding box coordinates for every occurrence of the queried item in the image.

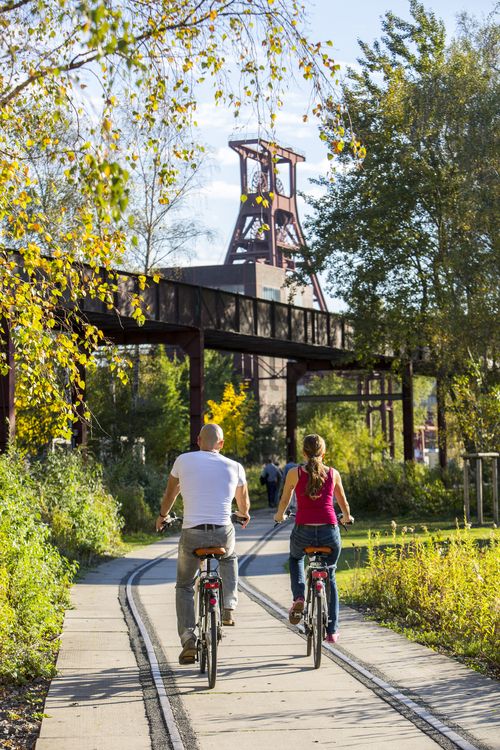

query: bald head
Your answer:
[198,423,224,451]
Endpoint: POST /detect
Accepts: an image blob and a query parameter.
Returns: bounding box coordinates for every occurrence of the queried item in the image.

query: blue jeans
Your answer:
[289,524,341,635]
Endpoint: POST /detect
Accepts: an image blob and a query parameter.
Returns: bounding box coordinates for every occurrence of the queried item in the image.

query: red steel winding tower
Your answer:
[224,138,327,311]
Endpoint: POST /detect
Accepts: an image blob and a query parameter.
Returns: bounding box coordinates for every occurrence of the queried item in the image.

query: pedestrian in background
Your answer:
[260,458,282,508]
[279,459,298,512]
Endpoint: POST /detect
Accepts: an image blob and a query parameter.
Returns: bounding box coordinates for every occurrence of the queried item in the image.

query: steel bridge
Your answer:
[0,268,421,461]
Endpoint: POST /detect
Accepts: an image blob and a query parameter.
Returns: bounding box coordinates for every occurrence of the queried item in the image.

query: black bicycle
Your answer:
[302,514,352,668]
[161,511,247,688]
[193,545,225,688]
[303,545,331,669]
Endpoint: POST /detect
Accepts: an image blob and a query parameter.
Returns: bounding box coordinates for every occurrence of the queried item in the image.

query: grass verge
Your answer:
[340,520,499,677]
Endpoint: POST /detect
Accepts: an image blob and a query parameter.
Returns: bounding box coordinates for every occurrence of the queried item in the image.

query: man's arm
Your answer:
[273,467,298,522]
[234,483,251,528]
[155,474,181,532]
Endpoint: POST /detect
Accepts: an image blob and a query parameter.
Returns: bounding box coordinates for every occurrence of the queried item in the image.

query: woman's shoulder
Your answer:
[324,465,339,480]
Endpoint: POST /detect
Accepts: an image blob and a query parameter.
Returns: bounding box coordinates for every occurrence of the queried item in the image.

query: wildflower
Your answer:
[408,527,415,533]
[472,561,484,582]
[465,523,472,530]
[402,526,407,534]
[421,525,428,533]
[390,520,397,531]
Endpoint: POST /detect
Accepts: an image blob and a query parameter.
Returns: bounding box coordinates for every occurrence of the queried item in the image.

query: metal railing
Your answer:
[83,269,354,351]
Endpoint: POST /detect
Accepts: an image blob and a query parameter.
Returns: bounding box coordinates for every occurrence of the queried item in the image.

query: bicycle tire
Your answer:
[199,637,207,673]
[312,591,323,669]
[206,607,218,689]
[305,585,313,656]
[196,580,206,673]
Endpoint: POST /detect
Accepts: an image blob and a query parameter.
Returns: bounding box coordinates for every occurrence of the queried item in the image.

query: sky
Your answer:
[178,0,497,307]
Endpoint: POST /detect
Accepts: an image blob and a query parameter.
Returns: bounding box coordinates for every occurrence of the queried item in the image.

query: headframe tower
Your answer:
[224,138,327,311]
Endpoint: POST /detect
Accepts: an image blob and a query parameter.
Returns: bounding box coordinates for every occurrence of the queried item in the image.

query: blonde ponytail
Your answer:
[302,434,327,498]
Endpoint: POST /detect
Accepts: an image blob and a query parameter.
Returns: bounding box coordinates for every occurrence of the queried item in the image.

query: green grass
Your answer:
[340,519,499,676]
[336,518,498,594]
[121,531,160,550]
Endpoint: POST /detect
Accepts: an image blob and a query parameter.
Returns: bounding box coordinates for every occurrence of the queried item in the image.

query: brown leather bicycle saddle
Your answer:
[304,546,332,555]
[193,547,226,558]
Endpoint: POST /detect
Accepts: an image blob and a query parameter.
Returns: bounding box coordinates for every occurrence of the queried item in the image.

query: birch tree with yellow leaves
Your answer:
[0,0,359,449]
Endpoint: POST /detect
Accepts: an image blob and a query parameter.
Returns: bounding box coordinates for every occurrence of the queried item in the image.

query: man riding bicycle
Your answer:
[156,423,250,664]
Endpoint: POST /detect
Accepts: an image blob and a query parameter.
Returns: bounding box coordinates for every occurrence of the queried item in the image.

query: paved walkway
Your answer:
[36,513,500,750]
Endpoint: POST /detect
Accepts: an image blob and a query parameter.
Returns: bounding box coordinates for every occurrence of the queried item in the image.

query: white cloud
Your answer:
[200,179,240,201]
[212,146,239,167]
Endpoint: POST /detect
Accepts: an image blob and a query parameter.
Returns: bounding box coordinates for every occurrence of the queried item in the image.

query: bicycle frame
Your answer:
[303,552,330,668]
[195,554,224,688]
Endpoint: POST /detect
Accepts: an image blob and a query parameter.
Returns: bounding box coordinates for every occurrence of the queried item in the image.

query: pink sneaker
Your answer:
[288,597,305,624]
[324,633,339,644]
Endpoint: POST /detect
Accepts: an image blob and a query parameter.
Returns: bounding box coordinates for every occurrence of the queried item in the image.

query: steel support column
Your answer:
[71,361,88,449]
[177,330,205,451]
[286,362,307,462]
[436,377,447,470]
[0,323,15,453]
[402,361,415,462]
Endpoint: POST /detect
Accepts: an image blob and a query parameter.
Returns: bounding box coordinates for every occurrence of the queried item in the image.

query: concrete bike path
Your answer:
[243,513,500,750]
[35,535,180,750]
[36,511,499,750]
[142,516,442,750]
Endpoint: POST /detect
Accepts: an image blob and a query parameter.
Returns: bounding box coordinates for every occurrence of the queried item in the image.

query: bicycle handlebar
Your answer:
[273,510,295,529]
[159,511,250,532]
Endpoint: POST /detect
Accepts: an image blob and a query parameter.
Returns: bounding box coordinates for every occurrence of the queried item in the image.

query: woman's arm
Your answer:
[333,470,354,523]
[273,467,299,522]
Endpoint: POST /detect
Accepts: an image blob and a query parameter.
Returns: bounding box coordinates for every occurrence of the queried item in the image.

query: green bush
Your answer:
[115,484,155,532]
[346,526,500,675]
[33,451,123,563]
[0,455,75,681]
[104,451,167,513]
[344,462,461,517]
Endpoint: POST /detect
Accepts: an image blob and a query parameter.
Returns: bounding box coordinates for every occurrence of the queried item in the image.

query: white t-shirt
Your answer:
[170,450,246,528]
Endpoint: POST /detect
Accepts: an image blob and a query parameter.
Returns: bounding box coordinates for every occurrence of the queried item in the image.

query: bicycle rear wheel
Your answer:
[206,608,218,688]
[305,591,313,657]
[196,581,206,673]
[312,592,323,669]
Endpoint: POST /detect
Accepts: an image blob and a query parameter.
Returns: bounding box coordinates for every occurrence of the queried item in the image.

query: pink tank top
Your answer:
[295,466,338,525]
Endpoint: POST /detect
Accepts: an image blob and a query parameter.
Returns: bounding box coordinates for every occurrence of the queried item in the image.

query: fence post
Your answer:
[492,457,499,526]
[476,457,484,525]
[463,458,470,523]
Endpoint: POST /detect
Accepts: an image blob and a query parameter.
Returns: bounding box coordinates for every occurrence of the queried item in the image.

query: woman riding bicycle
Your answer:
[273,434,354,644]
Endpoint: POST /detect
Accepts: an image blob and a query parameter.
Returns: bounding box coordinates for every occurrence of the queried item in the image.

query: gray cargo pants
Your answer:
[176,524,237,645]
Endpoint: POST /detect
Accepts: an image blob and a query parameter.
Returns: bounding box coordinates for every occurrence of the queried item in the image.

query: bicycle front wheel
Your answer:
[206,608,218,689]
[312,592,323,669]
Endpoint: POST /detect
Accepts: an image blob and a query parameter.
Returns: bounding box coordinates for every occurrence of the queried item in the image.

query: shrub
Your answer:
[346,525,500,675]
[0,455,75,681]
[344,461,462,517]
[115,485,155,532]
[33,451,123,563]
[104,451,167,513]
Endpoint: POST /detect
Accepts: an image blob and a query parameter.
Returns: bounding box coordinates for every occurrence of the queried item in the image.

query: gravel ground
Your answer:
[0,679,49,750]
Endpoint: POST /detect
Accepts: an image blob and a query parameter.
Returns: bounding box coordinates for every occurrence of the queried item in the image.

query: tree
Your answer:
[298,373,388,472]
[1,0,354,450]
[304,3,499,390]
[85,347,190,463]
[205,382,254,457]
